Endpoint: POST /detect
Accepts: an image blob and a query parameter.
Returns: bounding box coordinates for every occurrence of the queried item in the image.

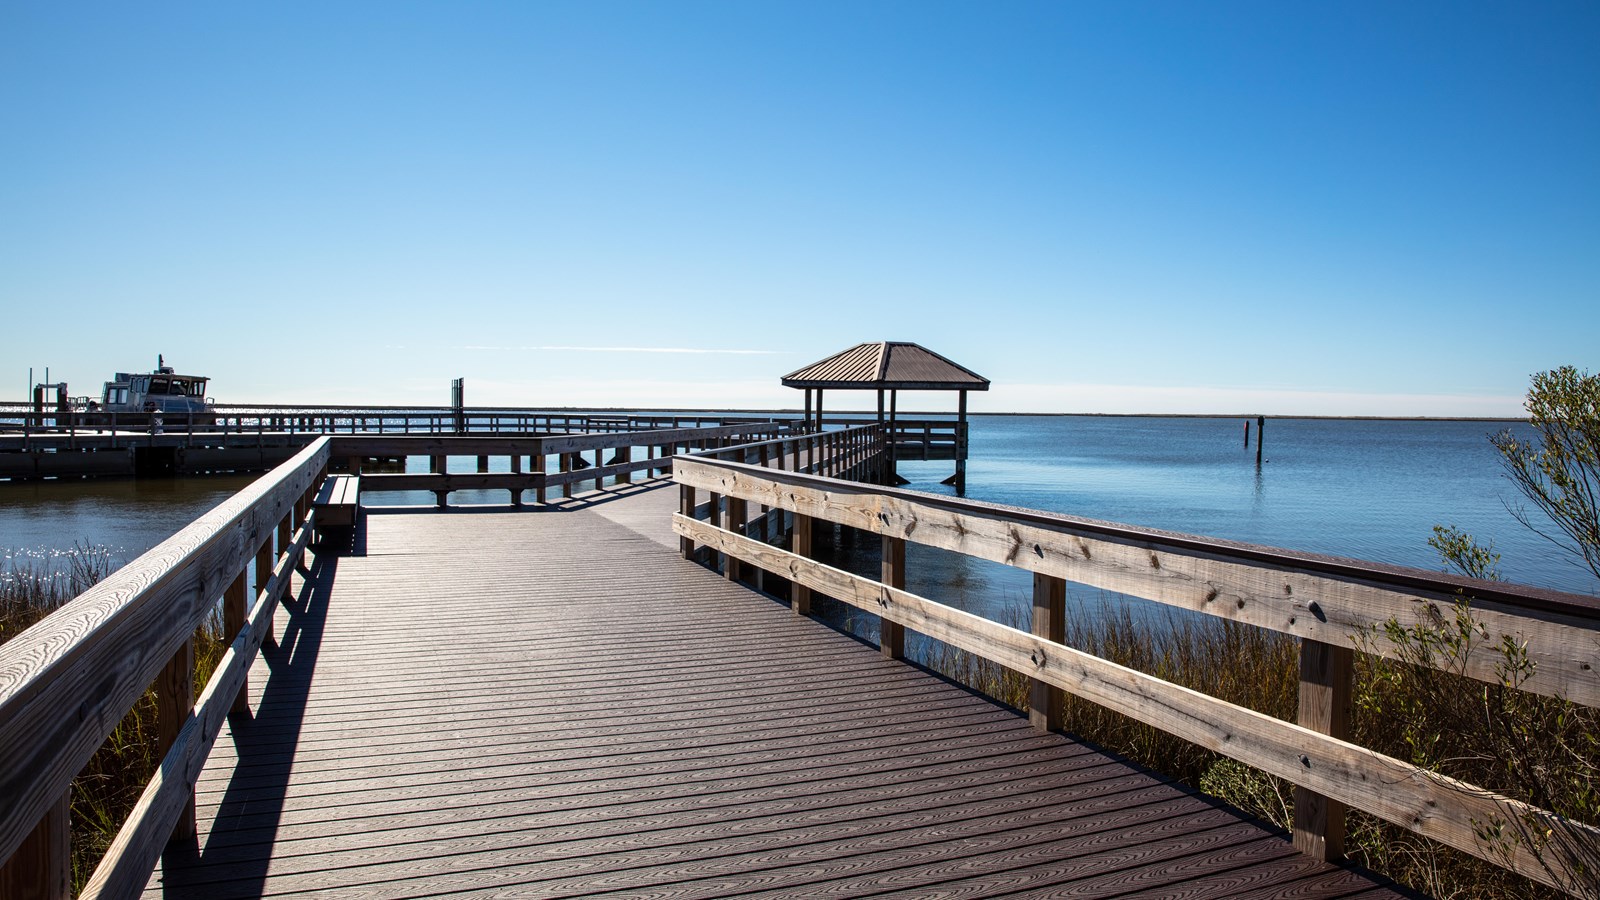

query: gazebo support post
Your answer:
[804,389,812,432]
[956,389,968,495]
[887,390,901,486]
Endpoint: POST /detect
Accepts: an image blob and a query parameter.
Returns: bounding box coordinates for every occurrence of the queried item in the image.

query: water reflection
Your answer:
[0,473,258,563]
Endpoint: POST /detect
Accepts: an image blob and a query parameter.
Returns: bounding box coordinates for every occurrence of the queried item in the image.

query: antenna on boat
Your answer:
[158,353,164,370]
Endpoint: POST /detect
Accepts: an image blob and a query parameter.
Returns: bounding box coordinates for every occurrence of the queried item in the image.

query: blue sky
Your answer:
[3,1,1596,415]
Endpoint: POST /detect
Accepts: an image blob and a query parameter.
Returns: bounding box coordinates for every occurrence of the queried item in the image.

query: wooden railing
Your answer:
[0,438,331,899]
[803,415,966,461]
[0,418,828,897]
[0,404,794,442]
[328,422,796,506]
[671,453,1600,897]
[674,424,892,571]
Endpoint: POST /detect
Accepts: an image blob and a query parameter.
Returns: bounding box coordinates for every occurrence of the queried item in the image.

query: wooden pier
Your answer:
[0,405,966,482]
[136,488,1403,898]
[2,425,1596,898]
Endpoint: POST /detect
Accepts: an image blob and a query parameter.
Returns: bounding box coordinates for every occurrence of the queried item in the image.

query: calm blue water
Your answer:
[881,416,1596,618]
[3,416,1592,603]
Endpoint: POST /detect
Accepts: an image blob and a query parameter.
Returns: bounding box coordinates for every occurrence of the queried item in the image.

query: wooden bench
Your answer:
[312,473,360,535]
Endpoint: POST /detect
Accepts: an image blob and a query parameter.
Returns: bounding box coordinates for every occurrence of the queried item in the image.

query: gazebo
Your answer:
[781,341,990,492]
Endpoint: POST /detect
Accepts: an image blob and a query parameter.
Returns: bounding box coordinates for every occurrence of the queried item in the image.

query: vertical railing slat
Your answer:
[1030,574,1066,732]
[1293,639,1353,860]
[0,794,69,900]
[880,535,906,659]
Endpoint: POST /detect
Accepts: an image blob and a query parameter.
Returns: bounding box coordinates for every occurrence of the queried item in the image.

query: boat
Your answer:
[97,355,213,415]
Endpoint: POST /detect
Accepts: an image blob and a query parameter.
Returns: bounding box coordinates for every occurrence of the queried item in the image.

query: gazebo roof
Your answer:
[781,342,990,392]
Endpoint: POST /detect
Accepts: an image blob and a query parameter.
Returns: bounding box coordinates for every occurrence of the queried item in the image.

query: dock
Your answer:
[0,406,966,482]
[2,423,1596,899]
[145,483,1400,898]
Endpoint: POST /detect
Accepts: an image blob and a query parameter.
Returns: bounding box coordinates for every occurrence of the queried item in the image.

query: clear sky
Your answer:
[3,1,1596,415]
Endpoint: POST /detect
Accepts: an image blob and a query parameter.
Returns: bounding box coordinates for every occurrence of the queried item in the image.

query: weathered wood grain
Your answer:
[0,794,67,900]
[1030,572,1065,733]
[673,457,1600,706]
[0,438,328,867]
[222,574,247,715]
[137,499,1400,900]
[881,535,906,659]
[83,511,316,900]
[1294,639,1353,861]
[674,512,1600,895]
[154,636,196,844]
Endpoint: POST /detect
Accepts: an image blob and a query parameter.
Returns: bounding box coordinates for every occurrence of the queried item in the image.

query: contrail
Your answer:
[455,345,783,355]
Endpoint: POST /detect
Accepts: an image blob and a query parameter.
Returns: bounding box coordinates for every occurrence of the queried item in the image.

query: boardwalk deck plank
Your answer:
[145,480,1408,899]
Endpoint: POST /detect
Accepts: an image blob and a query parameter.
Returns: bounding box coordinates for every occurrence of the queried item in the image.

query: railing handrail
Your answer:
[674,455,1600,689]
[0,437,331,888]
[670,454,1600,896]
[681,421,881,461]
[0,408,803,444]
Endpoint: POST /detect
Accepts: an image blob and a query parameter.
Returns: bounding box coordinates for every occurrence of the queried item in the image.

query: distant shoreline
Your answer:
[59,400,1520,424]
[501,406,1527,424]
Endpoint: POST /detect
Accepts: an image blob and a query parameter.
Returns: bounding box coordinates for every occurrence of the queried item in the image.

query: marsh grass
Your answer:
[1,546,226,892]
[911,589,1596,900]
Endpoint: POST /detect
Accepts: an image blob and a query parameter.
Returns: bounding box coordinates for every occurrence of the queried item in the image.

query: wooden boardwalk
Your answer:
[145,480,1408,899]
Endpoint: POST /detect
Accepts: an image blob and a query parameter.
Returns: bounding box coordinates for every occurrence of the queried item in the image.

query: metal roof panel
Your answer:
[781,342,988,390]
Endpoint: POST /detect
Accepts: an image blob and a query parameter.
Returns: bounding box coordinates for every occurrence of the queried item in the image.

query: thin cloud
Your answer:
[456,345,783,355]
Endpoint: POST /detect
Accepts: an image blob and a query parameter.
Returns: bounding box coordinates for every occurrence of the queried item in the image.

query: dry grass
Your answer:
[2,546,227,892]
[910,589,1596,900]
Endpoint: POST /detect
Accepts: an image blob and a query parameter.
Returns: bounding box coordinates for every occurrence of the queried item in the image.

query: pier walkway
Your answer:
[144,480,1403,899]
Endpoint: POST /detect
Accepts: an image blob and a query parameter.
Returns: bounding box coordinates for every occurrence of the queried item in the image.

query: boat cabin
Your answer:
[101,359,211,414]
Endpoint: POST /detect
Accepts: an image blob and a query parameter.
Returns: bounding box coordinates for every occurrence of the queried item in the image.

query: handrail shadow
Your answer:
[154,550,337,897]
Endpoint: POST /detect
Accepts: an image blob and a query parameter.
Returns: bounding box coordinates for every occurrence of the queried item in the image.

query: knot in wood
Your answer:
[1300,754,1311,768]
[1030,648,1047,668]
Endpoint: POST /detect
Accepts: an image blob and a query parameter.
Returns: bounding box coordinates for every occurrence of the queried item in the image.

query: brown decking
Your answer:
[145,480,1408,899]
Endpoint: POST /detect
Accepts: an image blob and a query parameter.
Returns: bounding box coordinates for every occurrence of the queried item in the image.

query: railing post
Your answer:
[618,445,632,484]
[756,444,771,542]
[678,483,696,560]
[0,794,70,900]
[509,453,523,507]
[1293,638,1353,861]
[707,491,723,573]
[431,454,448,508]
[880,535,905,659]
[792,512,813,616]
[157,635,197,844]
[256,536,275,648]
[534,451,547,504]
[1030,574,1066,732]
[224,572,249,714]
[560,452,572,499]
[725,495,746,583]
